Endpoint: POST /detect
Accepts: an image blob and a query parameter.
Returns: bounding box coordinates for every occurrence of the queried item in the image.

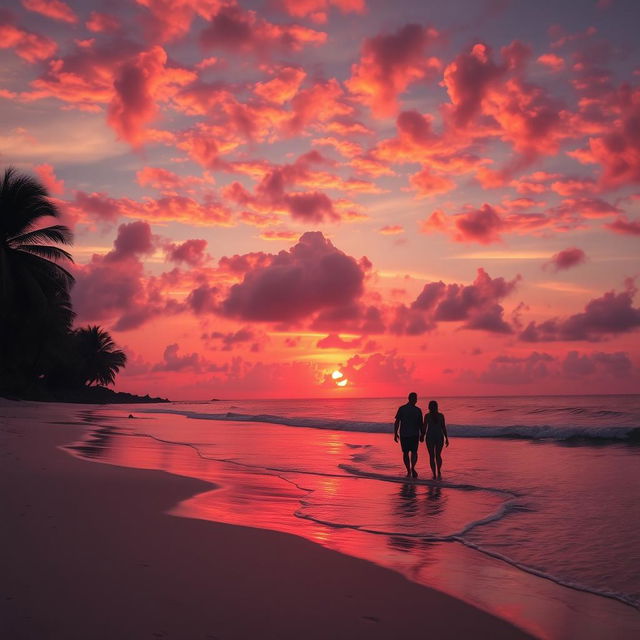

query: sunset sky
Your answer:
[2,0,639,398]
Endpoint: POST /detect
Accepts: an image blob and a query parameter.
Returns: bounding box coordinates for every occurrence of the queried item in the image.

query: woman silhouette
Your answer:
[424,400,449,479]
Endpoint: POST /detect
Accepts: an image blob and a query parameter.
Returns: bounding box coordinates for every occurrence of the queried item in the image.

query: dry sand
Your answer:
[1,401,531,639]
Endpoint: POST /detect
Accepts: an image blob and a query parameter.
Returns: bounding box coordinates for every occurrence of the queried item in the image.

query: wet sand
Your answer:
[0,400,531,639]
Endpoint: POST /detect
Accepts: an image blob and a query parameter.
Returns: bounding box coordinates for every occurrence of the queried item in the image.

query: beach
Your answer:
[1,400,532,640]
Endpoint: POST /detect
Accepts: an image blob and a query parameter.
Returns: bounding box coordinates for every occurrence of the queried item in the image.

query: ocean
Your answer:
[66,395,640,639]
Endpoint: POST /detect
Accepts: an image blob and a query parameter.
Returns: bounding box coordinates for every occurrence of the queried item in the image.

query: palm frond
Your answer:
[10,224,74,247]
[16,244,74,263]
[0,166,61,238]
[16,250,75,288]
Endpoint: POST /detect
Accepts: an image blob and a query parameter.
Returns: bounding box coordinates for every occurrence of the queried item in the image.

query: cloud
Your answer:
[409,168,455,197]
[207,328,255,350]
[347,24,440,117]
[164,239,209,266]
[253,66,306,104]
[105,221,155,262]
[410,268,520,334]
[136,166,207,192]
[86,12,121,33]
[379,225,403,235]
[22,0,77,24]
[545,247,587,271]
[220,232,366,322]
[277,0,365,23]
[0,12,57,62]
[451,204,505,244]
[520,280,640,341]
[35,163,64,195]
[107,46,196,147]
[153,344,202,372]
[69,191,232,226]
[578,86,640,187]
[71,222,178,331]
[199,5,326,55]
[136,0,227,44]
[606,216,640,236]
[562,350,633,379]
[477,352,554,384]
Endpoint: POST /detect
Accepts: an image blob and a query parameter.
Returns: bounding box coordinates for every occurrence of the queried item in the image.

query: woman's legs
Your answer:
[426,440,436,478]
[435,440,444,477]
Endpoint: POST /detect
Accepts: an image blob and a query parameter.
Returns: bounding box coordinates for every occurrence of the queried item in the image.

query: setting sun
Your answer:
[331,371,344,380]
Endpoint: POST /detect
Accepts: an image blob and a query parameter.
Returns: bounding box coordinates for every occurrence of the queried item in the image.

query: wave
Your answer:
[136,408,640,442]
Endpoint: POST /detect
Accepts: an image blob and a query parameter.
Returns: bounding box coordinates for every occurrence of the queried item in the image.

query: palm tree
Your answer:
[73,326,127,387]
[0,167,75,392]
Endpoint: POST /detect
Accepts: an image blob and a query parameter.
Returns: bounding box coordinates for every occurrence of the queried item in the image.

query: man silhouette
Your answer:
[393,392,423,478]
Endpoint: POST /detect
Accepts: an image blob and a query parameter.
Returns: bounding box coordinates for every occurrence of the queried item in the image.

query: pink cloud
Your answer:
[253,66,306,104]
[136,166,207,192]
[453,204,505,244]
[72,223,177,331]
[136,0,227,44]
[165,239,209,266]
[220,232,366,322]
[200,5,326,55]
[35,164,64,195]
[410,268,520,334]
[545,247,587,271]
[410,167,456,197]
[107,46,196,147]
[22,0,77,24]
[537,53,565,72]
[106,221,155,262]
[287,79,353,133]
[443,42,507,128]
[86,12,121,33]
[347,24,440,117]
[153,344,202,372]
[520,280,640,342]
[206,328,255,351]
[606,216,640,235]
[278,0,365,23]
[562,350,632,379]
[69,191,232,227]
[478,352,554,384]
[0,12,57,62]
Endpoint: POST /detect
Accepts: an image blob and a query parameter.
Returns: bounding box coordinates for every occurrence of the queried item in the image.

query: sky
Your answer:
[1,0,639,399]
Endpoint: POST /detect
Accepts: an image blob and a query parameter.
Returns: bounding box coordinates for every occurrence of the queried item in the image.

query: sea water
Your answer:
[66,395,640,639]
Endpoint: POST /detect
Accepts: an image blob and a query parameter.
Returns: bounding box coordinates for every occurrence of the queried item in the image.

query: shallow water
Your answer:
[64,396,640,639]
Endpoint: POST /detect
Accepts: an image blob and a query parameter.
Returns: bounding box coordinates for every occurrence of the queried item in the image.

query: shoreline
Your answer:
[1,401,530,640]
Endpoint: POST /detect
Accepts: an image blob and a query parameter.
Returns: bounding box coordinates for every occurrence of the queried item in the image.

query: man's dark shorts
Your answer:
[400,436,419,453]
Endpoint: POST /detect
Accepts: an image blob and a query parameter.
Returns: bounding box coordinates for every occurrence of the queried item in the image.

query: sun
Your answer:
[336,379,348,387]
[331,370,343,380]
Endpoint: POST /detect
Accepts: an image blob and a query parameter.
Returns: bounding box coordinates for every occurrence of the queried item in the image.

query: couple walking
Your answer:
[394,392,449,479]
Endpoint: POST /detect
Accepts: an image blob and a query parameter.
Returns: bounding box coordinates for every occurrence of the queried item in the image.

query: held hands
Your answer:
[419,435,424,442]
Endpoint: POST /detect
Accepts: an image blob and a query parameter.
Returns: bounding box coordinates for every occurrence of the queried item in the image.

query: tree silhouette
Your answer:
[73,326,127,387]
[0,167,75,392]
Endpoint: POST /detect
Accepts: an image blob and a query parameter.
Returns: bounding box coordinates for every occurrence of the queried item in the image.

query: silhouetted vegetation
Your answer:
[0,167,163,403]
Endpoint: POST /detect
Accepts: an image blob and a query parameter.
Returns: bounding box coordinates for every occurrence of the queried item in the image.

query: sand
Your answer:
[0,401,531,640]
